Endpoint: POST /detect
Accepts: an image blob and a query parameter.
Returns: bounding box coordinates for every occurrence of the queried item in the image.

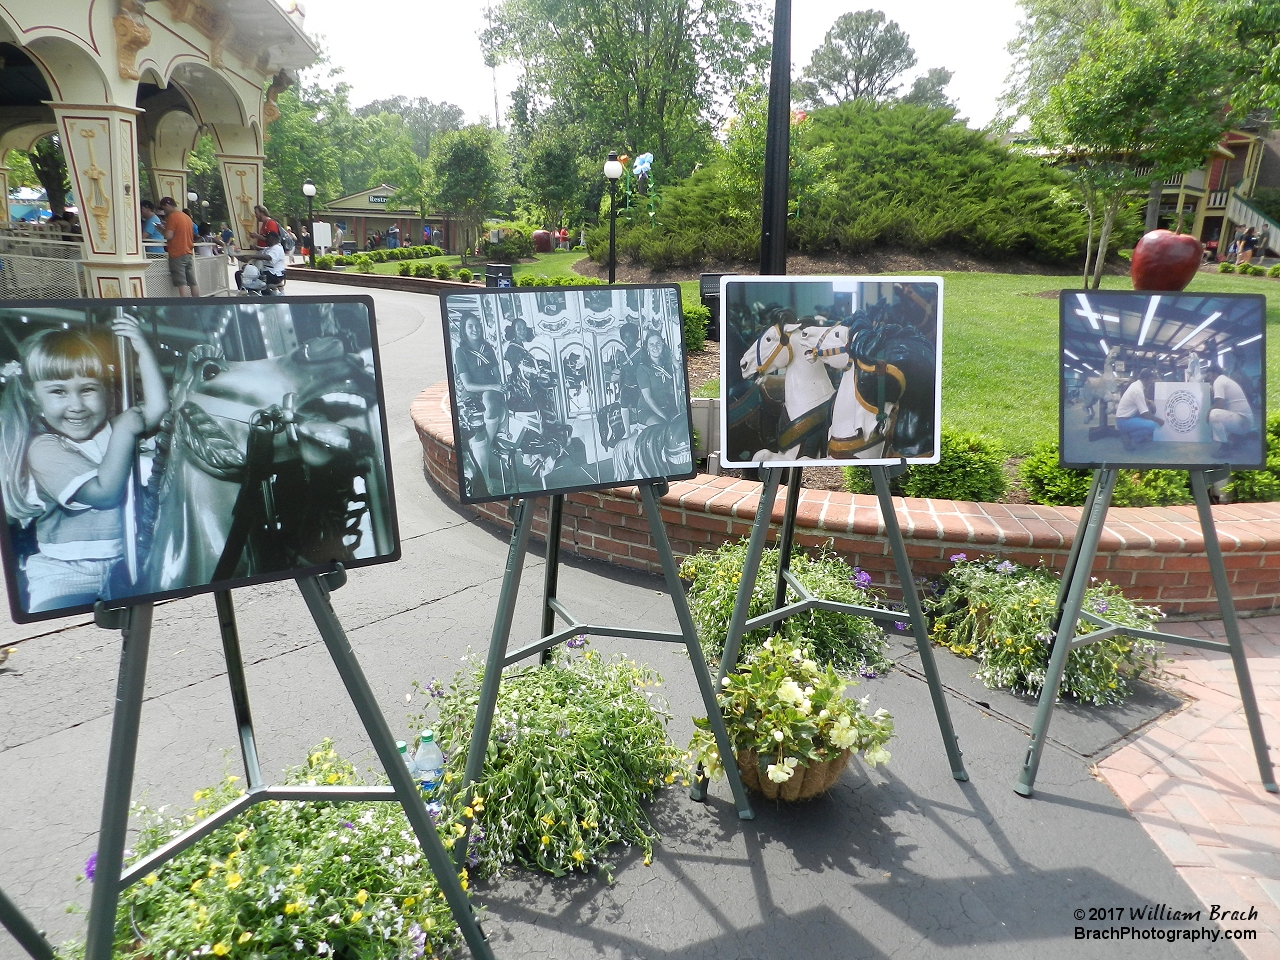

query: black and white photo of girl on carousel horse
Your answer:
[719,276,943,468]
[443,286,695,504]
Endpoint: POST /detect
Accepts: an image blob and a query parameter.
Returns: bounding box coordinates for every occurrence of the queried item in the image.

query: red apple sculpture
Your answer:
[1131,229,1204,291]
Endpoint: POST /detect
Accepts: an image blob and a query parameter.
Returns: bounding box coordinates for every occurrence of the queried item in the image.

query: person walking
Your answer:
[159,197,199,297]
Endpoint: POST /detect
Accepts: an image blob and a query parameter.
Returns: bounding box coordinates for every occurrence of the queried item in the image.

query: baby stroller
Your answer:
[236,261,286,296]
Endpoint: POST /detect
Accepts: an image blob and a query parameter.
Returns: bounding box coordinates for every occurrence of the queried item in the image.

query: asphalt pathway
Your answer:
[0,283,1253,958]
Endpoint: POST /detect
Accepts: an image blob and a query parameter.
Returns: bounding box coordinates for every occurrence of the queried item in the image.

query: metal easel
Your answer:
[0,883,54,960]
[73,568,494,960]
[456,481,754,866]
[1015,467,1276,797]
[689,463,969,801]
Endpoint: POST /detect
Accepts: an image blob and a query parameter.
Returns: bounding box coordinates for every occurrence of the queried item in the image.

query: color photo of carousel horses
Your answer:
[0,297,399,623]
[442,285,695,505]
[719,276,942,468]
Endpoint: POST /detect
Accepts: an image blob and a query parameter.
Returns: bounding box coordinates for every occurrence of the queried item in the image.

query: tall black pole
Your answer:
[307,194,315,268]
[608,179,618,284]
[760,0,792,277]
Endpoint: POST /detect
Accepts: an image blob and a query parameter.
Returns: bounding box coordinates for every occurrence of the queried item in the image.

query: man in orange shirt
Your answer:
[159,196,199,297]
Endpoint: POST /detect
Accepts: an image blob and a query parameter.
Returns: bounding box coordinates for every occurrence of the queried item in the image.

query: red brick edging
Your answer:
[411,383,1280,618]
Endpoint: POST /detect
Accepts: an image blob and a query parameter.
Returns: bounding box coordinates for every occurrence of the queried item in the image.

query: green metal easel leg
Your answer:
[716,468,783,684]
[1016,468,1119,797]
[297,574,494,960]
[458,501,536,861]
[871,465,968,781]
[1189,471,1277,792]
[639,483,753,819]
[773,467,803,611]
[539,495,564,665]
[84,603,154,960]
[0,882,54,960]
[214,591,265,790]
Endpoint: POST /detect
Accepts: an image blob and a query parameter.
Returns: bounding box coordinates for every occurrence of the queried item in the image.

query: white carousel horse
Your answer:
[739,322,835,460]
[1082,345,1123,424]
[797,324,895,459]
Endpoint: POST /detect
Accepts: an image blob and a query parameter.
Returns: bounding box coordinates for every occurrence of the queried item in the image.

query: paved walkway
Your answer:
[1098,616,1280,958]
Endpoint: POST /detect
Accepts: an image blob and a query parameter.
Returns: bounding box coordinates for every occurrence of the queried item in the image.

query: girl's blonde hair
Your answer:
[0,329,110,522]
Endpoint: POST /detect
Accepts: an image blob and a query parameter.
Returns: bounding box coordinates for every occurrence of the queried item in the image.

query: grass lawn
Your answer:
[367,250,588,278]
[686,271,1277,457]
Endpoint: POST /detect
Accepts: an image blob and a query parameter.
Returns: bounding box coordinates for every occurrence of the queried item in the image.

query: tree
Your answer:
[354,96,465,159]
[1032,1,1237,287]
[795,10,916,107]
[29,135,70,213]
[424,125,508,252]
[3,150,39,189]
[484,0,767,179]
[901,67,955,111]
[186,133,227,225]
[1206,0,1280,114]
[263,83,345,224]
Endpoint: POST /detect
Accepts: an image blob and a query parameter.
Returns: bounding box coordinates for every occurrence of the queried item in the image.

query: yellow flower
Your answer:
[238,932,253,944]
[225,873,242,889]
[190,879,203,892]
[355,889,368,906]
[403,896,416,908]
[211,943,230,956]
[452,823,467,837]
[283,902,297,915]
[444,772,455,784]
[471,795,485,811]
[540,814,555,827]
[541,834,551,846]
[290,865,302,876]
[351,911,363,923]
[235,829,249,843]
[664,773,675,784]
[572,850,585,863]
[464,806,475,819]
[643,853,652,866]
[460,869,469,892]
[143,873,157,886]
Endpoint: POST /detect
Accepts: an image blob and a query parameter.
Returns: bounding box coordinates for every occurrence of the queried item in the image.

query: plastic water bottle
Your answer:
[397,740,418,778]
[413,730,445,795]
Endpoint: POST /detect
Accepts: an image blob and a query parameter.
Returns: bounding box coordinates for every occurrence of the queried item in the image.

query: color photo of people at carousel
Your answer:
[442,286,695,504]
[719,276,942,467]
[1060,291,1266,470]
[0,298,398,623]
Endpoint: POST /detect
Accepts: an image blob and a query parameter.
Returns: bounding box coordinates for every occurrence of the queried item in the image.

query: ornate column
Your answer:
[142,108,198,206]
[210,123,263,249]
[50,102,150,298]
[0,160,9,223]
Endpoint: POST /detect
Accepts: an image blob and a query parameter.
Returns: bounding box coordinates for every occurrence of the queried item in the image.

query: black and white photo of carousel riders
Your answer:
[0,298,398,623]
[442,286,695,504]
[720,276,942,467]
[1060,291,1266,470]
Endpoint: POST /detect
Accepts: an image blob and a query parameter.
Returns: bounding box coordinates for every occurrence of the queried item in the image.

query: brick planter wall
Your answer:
[411,383,1280,618]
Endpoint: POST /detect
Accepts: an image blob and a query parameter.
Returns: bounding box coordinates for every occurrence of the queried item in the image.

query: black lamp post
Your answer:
[302,178,317,268]
[760,0,792,277]
[604,151,623,284]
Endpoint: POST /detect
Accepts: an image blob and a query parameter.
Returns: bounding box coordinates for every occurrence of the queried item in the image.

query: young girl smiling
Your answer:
[0,315,168,612]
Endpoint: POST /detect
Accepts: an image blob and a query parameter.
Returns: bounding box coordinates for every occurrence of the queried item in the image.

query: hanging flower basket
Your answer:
[736,747,852,802]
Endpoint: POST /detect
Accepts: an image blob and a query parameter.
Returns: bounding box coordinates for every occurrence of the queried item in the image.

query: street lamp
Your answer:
[302,178,317,268]
[187,190,198,217]
[603,150,623,284]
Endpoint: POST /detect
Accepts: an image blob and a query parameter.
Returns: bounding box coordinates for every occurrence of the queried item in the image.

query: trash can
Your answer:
[699,273,724,341]
[486,263,514,288]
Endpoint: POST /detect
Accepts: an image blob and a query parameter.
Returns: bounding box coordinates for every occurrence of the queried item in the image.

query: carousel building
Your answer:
[0,0,318,297]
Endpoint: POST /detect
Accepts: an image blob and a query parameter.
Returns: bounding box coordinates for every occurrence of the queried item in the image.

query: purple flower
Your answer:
[995,560,1016,575]
[859,666,879,679]
[566,634,588,650]
[894,621,909,632]
[949,553,967,563]
[851,567,872,589]
[339,821,355,830]
[1094,598,1109,614]
[407,922,427,959]
[425,678,446,698]
[84,851,97,883]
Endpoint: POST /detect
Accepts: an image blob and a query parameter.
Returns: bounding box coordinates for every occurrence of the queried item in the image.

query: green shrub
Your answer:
[434,262,453,280]
[398,262,412,276]
[107,743,463,959]
[352,254,374,273]
[682,302,710,353]
[457,267,473,283]
[1246,263,1267,276]
[1268,264,1280,279]
[481,222,535,262]
[927,556,1163,705]
[679,539,892,674]
[840,429,1006,502]
[411,261,430,278]
[515,274,536,287]
[421,646,680,878]
[1218,261,1235,273]
[1018,440,1191,506]
[314,254,335,270]
[1227,413,1280,502]
[370,249,388,263]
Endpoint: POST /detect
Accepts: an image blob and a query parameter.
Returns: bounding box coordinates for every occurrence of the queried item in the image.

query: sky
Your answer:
[292,0,1023,130]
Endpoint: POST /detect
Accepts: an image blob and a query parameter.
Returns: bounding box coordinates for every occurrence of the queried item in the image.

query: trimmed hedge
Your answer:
[843,428,1006,502]
[682,303,710,353]
[1018,441,1191,506]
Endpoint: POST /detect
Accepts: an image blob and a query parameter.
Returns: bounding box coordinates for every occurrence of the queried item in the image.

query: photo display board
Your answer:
[1060,291,1266,469]
[0,297,399,623]
[720,275,943,467]
[442,285,695,504]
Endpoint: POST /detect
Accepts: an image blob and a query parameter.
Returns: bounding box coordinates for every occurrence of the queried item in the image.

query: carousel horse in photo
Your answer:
[139,336,388,594]
[739,314,835,460]
[611,414,693,480]
[1082,345,1123,424]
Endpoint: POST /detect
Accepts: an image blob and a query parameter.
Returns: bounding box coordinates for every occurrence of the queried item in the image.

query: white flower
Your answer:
[864,743,892,767]
[797,699,812,716]
[776,678,804,704]
[802,659,817,673]
[721,676,731,687]
[766,757,798,783]
[830,715,858,750]
[803,686,814,696]
[762,639,773,651]
[773,730,784,742]
[818,709,829,719]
